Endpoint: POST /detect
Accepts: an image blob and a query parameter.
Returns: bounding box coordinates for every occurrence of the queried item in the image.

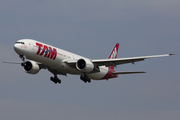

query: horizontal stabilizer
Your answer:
[112,71,146,74]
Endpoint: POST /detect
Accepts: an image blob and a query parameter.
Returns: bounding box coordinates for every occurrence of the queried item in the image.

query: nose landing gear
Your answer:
[19,55,26,66]
[19,55,25,61]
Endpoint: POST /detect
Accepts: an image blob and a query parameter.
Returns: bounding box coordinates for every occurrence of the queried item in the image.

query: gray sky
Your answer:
[0,0,179,120]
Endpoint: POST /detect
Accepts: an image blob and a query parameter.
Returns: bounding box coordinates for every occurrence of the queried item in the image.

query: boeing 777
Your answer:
[4,39,173,84]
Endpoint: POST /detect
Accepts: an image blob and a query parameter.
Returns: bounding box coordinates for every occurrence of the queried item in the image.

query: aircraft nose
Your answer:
[14,43,23,55]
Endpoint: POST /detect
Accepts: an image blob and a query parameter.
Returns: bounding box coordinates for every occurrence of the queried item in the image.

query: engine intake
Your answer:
[23,61,40,74]
[76,59,94,73]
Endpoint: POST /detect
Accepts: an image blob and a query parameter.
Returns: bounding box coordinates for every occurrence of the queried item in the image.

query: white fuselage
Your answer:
[14,39,109,80]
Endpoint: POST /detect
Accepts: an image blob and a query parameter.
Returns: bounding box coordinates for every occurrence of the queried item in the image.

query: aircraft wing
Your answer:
[64,54,173,68]
[92,54,173,67]
[3,61,22,64]
[3,61,47,69]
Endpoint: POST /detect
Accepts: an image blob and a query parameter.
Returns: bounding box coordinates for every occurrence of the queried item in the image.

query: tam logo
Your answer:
[36,42,57,60]
[110,48,117,59]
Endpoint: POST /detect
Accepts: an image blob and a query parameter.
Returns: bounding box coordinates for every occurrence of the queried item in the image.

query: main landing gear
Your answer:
[48,68,62,84]
[50,75,61,84]
[80,74,91,83]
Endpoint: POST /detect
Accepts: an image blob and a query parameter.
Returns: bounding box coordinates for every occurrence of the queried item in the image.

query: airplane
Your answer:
[4,39,173,84]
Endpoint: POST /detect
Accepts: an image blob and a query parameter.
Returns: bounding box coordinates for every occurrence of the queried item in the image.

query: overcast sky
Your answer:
[0,0,179,120]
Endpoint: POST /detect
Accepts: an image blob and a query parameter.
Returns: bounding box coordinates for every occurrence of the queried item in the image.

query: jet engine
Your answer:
[76,59,94,73]
[22,61,40,74]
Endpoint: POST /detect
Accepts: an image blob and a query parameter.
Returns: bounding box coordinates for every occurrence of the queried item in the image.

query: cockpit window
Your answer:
[16,42,25,44]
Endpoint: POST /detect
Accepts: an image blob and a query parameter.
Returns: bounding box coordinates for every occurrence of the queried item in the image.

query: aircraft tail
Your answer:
[108,43,119,69]
[108,43,119,59]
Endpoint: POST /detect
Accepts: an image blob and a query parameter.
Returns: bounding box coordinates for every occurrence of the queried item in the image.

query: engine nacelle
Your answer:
[76,59,94,73]
[23,61,40,74]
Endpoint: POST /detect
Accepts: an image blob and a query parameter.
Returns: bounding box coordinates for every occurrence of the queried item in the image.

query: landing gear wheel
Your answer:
[87,78,91,83]
[57,79,61,84]
[80,75,91,83]
[50,76,61,84]
[21,62,25,66]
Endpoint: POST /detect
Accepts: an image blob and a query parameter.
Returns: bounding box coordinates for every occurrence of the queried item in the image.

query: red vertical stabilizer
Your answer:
[102,43,119,80]
[108,43,119,70]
